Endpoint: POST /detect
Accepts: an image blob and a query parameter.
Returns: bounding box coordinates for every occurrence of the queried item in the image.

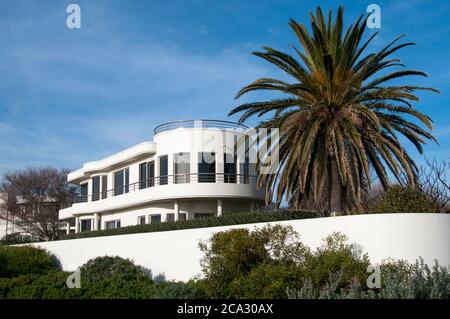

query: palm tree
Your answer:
[229,6,438,215]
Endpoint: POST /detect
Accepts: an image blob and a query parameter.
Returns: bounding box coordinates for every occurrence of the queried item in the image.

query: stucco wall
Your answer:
[31,213,450,281]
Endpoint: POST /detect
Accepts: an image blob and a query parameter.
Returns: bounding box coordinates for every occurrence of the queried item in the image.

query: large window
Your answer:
[105,220,121,230]
[149,214,161,224]
[139,161,155,188]
[80,219,92,232]
[239,135,250,184]
[174,153,190,184]
[159,155,168,185]
[139,162,147,189]
[92,176,100,201]
[198,152,215,183]
[101,175,108,199]
[114,168,129,196]
[148,161,155,187]
[80,183,88,202]
[224,153,237,183]
[137,216,146,225]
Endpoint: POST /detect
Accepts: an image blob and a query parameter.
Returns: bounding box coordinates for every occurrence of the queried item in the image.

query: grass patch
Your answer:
[61,210,318,241]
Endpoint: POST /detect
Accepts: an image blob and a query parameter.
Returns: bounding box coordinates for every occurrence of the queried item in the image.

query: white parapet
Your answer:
[30,213,450,281]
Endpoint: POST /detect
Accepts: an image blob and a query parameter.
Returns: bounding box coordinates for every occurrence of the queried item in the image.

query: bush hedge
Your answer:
[199,225,370,298]
[0,245,59,278]
[80,256,151,284]
[62,210,318,240]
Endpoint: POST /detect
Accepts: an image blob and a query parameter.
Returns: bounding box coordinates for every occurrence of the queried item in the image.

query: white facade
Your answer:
[59,120,265,233]
[32,214,450,281]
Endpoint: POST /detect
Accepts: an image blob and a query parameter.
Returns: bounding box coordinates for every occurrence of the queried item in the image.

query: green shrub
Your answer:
[0,245,59,278]
[80,256,151,285]
[62,210,318,240]
[149,280,206,299]
[369,186,441,214]
[287,259,450,299]
[0,233,37,245]
[80,276,154,299]
[199,224,370,298]
[230,261,304,298]
[199,224,310,298]
[0,271,82,299]
[302,233,370,292]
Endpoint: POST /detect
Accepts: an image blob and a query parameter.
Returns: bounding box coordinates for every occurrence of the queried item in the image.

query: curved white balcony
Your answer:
[68,141,156,183]
[59,173,264,218]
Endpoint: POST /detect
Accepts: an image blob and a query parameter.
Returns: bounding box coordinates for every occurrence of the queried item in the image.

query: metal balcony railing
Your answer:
[153,119,249,135]
[72,173,258,203]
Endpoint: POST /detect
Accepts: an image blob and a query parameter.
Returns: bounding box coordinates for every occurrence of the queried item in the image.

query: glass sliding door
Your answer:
[139,163,147,189]
[174,152,190,183]
[114,170,124,195]
[159,155,168,185]
[198,152,215,183]
[80,219,92,232]
[124,168,129,193]
[224,153,237,183]
[239,135,250,184]
[80,183,88,202]
[148,161,155,187]
[92,176,100,201]
[101,175,107,199]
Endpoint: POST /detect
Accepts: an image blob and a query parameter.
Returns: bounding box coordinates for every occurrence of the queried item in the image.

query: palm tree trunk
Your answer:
[328,157,344,216]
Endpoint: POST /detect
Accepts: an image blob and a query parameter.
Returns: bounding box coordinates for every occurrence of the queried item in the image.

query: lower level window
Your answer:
[149,214,161,224]
[166,213,174,222]
[137,216,146,225]
[105,220,121,230]
[80,219,92,232]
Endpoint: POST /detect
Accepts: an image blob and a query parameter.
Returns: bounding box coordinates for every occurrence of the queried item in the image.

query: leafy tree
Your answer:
[0,167,77,241]
[229,7,437,215]
[368,185,441,213]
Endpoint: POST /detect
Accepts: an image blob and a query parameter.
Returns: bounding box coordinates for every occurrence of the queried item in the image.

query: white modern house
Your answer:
[59,120,266,233]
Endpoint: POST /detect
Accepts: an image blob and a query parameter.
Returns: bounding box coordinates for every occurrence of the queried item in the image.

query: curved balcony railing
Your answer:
[153,119,249,135]
[73,173,258,203]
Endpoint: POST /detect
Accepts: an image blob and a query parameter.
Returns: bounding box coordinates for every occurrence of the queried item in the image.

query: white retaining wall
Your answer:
[31,214,450,281]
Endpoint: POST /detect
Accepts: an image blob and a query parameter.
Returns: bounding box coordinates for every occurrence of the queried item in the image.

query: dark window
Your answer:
[92,176,100,201]
[224,153,237,183]
[101,175,107,199]
[137,216,146,225]
[179,213,186,221]
[159,155,168,185]
[114,170,124,196]
[174,153,190,184]
[105,220,121,230]
[80,219,92,232]
[124,168,129,193]
[239,135,250,184]
[114,168,129,196]
[198,152,215,183]
[148,161,155,187]
[150,214,161,224]
[139,163,147,189]
[166,213,175,222]
[80,183,88,202]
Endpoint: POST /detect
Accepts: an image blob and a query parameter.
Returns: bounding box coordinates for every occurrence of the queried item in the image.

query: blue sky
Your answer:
[0,0,449,176]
